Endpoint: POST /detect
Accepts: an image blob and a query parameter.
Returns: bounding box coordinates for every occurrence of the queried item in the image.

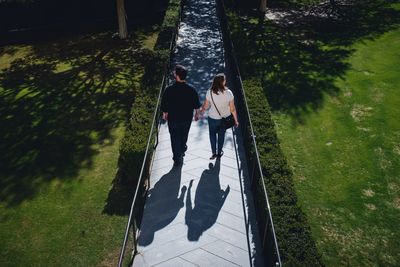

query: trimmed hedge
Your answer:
[243,79,322,266]
[103,0,181,215]
[119,0,181,183]
[223,3,324,267]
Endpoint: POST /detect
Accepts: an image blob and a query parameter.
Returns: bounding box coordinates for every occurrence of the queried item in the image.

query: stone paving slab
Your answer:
[183,167,244,194]
[154,257,197,267]
[135,233,218,266]
[180,248,240,267]
[202,240,251,267]
[139,223,188,252]
[205,222,249,251]
[216,210,247,234]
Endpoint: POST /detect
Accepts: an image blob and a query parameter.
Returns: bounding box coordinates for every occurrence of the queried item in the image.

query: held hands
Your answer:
[194,108,203,121]
[199,107,205,115]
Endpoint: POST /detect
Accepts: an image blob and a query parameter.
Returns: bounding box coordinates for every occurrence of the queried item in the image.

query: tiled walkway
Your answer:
[133,0,263,266]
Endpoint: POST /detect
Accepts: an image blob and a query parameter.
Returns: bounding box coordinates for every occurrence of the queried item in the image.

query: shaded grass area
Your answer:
[0,30,155,206]
[0,25,163,265]
[0,128,126,266]
[224,0,400,266]
[228,0,399,123]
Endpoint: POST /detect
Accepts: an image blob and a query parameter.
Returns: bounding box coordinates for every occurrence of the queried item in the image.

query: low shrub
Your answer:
[118,0,180,184]
[242,78,322,267]
[103,0,181,215]
[222,4,323,266]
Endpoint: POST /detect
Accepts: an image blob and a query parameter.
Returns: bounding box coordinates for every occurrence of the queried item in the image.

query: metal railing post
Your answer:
[132,219,138,254]
[250,153,256,185]
[263,214,270,248]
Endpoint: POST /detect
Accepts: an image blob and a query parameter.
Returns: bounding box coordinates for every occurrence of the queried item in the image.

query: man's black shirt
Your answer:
[161,82,201,122]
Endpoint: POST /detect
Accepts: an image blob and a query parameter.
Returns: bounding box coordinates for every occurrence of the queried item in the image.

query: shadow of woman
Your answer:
[185,158,230,241]
[137,165,186,246]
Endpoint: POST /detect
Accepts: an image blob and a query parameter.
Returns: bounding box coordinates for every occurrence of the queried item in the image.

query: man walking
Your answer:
[161,65,201,166]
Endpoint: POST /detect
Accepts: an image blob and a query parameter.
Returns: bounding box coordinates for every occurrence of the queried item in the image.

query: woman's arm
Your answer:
[201,98,210,114]
[229,100,239,127]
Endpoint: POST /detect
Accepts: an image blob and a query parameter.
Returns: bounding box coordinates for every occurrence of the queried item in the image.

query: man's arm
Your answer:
[193,88,201,121]
[161,88,169,120]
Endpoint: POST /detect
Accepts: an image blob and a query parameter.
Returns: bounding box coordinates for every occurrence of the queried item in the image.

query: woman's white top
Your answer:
[206,89,234,119]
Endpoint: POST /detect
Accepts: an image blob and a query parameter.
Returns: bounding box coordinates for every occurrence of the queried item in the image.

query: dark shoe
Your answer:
[182,145,187,157]
[217,151,224,158]
[209,154,218,160]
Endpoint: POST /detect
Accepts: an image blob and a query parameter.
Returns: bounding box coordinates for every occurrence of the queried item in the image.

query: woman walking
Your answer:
[201,73,239,160]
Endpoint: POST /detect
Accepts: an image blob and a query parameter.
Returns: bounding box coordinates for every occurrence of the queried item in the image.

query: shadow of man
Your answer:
[137,165,186,246]
[185,158,230,241]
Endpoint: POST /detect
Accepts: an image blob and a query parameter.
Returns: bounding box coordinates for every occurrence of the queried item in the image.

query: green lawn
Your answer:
[0,127,126,266]
[0,29,159,266]
[224,0,399,265]
[272,19,400,267]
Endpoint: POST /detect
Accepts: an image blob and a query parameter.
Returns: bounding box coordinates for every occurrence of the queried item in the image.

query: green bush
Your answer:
[240,78,322,266]
[115,0,181,194]
[218,0,324,254]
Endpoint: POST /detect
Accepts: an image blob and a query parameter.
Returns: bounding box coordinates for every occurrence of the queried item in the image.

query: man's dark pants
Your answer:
[168,120,192,162]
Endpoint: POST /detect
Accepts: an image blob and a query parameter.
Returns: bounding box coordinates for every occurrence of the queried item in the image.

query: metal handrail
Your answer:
[216,0,282,266]
[116,70,166,267]
[117,2,184,266]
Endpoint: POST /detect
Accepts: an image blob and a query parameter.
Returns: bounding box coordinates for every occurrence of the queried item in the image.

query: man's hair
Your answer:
[174,65,187,80]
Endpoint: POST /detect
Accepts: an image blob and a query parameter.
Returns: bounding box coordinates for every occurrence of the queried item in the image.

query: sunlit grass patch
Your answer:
[143,31,160,50]
[0,45,32,70]
[224,0,400,265]
[274,27,400,267]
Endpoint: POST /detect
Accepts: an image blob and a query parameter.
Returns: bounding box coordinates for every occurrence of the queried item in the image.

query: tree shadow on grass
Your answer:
[0,31,153,207]
[227,0,400,124]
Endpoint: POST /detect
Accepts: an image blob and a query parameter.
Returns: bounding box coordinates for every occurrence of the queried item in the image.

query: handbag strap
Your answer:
[210,90,223,117]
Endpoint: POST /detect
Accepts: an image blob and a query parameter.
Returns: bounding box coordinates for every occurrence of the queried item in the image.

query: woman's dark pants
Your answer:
[208,117,226,155]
